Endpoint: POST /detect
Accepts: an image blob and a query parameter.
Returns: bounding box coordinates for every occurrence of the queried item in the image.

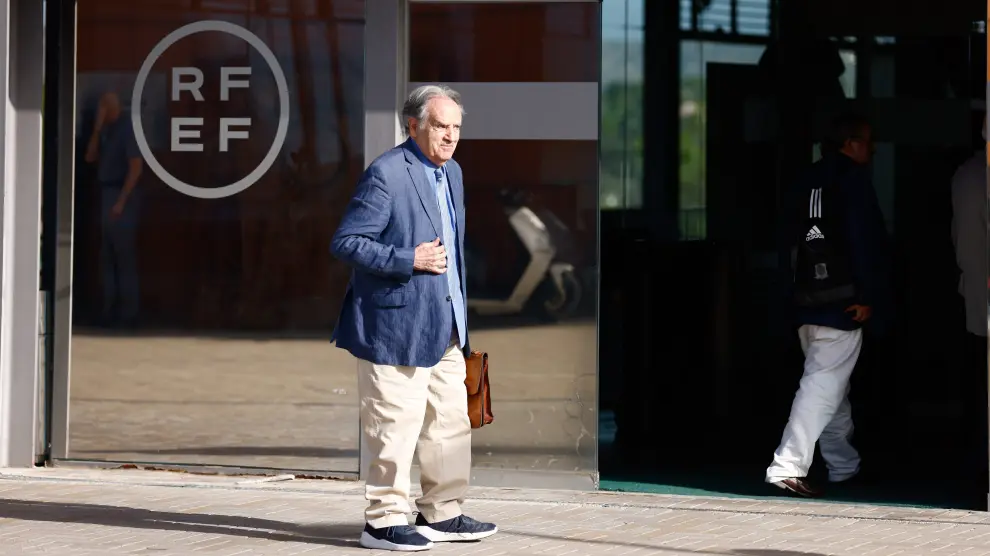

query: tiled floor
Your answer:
[0,467,989,555]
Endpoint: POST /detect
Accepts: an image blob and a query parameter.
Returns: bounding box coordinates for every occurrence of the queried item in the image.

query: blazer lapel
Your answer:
[403,143,442,238]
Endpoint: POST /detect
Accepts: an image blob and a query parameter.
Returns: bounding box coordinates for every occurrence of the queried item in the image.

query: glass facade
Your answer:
[600,0,644,210]
[67,0,367,473]
[408,2,599,475]
[11,0,984,512]
[54,0,601,482]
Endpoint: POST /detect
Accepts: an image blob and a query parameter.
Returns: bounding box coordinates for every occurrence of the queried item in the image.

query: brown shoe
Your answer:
[772,477,822,498]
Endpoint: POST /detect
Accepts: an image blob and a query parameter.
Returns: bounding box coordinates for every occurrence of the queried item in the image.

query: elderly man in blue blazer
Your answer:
[330,84,497,552]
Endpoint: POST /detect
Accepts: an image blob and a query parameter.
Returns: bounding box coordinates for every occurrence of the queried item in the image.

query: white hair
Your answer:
[401,84,465,137]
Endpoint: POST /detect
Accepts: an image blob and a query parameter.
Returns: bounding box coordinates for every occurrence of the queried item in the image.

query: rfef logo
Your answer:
[131,20,290,200]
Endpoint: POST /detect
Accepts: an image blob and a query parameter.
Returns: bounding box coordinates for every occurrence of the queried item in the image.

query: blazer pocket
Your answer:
[370,289,414,308]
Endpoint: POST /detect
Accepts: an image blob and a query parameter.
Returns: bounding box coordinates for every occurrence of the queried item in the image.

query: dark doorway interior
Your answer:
[599,0,989,510]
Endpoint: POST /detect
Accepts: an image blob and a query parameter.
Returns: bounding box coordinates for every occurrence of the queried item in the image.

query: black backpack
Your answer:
[791,181,857,307]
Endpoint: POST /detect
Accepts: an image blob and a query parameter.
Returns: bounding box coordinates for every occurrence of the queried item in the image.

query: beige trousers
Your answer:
[357,342,472,528]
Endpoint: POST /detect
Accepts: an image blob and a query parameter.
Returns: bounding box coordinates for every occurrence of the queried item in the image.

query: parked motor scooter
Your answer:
[465,188,586,321]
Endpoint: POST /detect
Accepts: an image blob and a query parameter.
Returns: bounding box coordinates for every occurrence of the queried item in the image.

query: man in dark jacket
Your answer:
[765,113,890,497]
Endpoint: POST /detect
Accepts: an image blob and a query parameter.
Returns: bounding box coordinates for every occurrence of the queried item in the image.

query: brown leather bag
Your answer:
[464,350,494,429]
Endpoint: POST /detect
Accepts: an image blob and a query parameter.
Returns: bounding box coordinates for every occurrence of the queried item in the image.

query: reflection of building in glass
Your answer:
[49,0,602,485]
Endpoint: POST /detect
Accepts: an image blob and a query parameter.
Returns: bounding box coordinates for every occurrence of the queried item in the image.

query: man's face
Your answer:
[102,93,123,122]
[409,97,461,166]
[844,125,875,165]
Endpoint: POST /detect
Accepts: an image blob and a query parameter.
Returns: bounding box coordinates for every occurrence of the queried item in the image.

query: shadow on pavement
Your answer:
[0,499,363,548]
[499,530,828,555]
[0,498,831,554]
[730,552,828,556]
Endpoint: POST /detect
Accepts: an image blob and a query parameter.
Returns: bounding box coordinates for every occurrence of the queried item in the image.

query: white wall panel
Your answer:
[407,81,599,141]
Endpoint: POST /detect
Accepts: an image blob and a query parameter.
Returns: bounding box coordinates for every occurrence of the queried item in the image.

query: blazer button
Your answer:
[446,295,452,301]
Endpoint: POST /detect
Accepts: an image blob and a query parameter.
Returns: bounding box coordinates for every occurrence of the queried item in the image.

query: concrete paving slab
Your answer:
[0,468,988,555]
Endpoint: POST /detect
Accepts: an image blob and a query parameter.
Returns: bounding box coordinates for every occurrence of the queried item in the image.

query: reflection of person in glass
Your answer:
[330,85,497,552]
[84,91,143,328]
[949,112,988,471]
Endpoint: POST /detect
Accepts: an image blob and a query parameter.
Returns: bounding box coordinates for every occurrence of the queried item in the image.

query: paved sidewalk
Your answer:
[1,468,990,555]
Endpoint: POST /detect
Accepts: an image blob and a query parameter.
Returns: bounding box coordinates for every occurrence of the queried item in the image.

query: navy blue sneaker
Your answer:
[414,514,498,542]
[359,523,433,551]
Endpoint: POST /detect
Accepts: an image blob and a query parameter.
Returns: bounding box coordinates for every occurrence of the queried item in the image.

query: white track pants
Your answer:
[766,324,863,483]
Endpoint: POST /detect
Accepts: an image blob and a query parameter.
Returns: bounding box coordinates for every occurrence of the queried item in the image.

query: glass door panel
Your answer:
[408,0,601,475]
[65,0,366,473]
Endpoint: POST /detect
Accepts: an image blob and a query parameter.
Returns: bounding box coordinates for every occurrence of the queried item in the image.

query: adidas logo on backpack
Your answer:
[806,225,824,241]
[793,185,856,307]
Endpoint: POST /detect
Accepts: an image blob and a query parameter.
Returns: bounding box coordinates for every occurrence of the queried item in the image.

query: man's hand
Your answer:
[110,197,127,221]
[844,304,872,323]
[413,238,447,274]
